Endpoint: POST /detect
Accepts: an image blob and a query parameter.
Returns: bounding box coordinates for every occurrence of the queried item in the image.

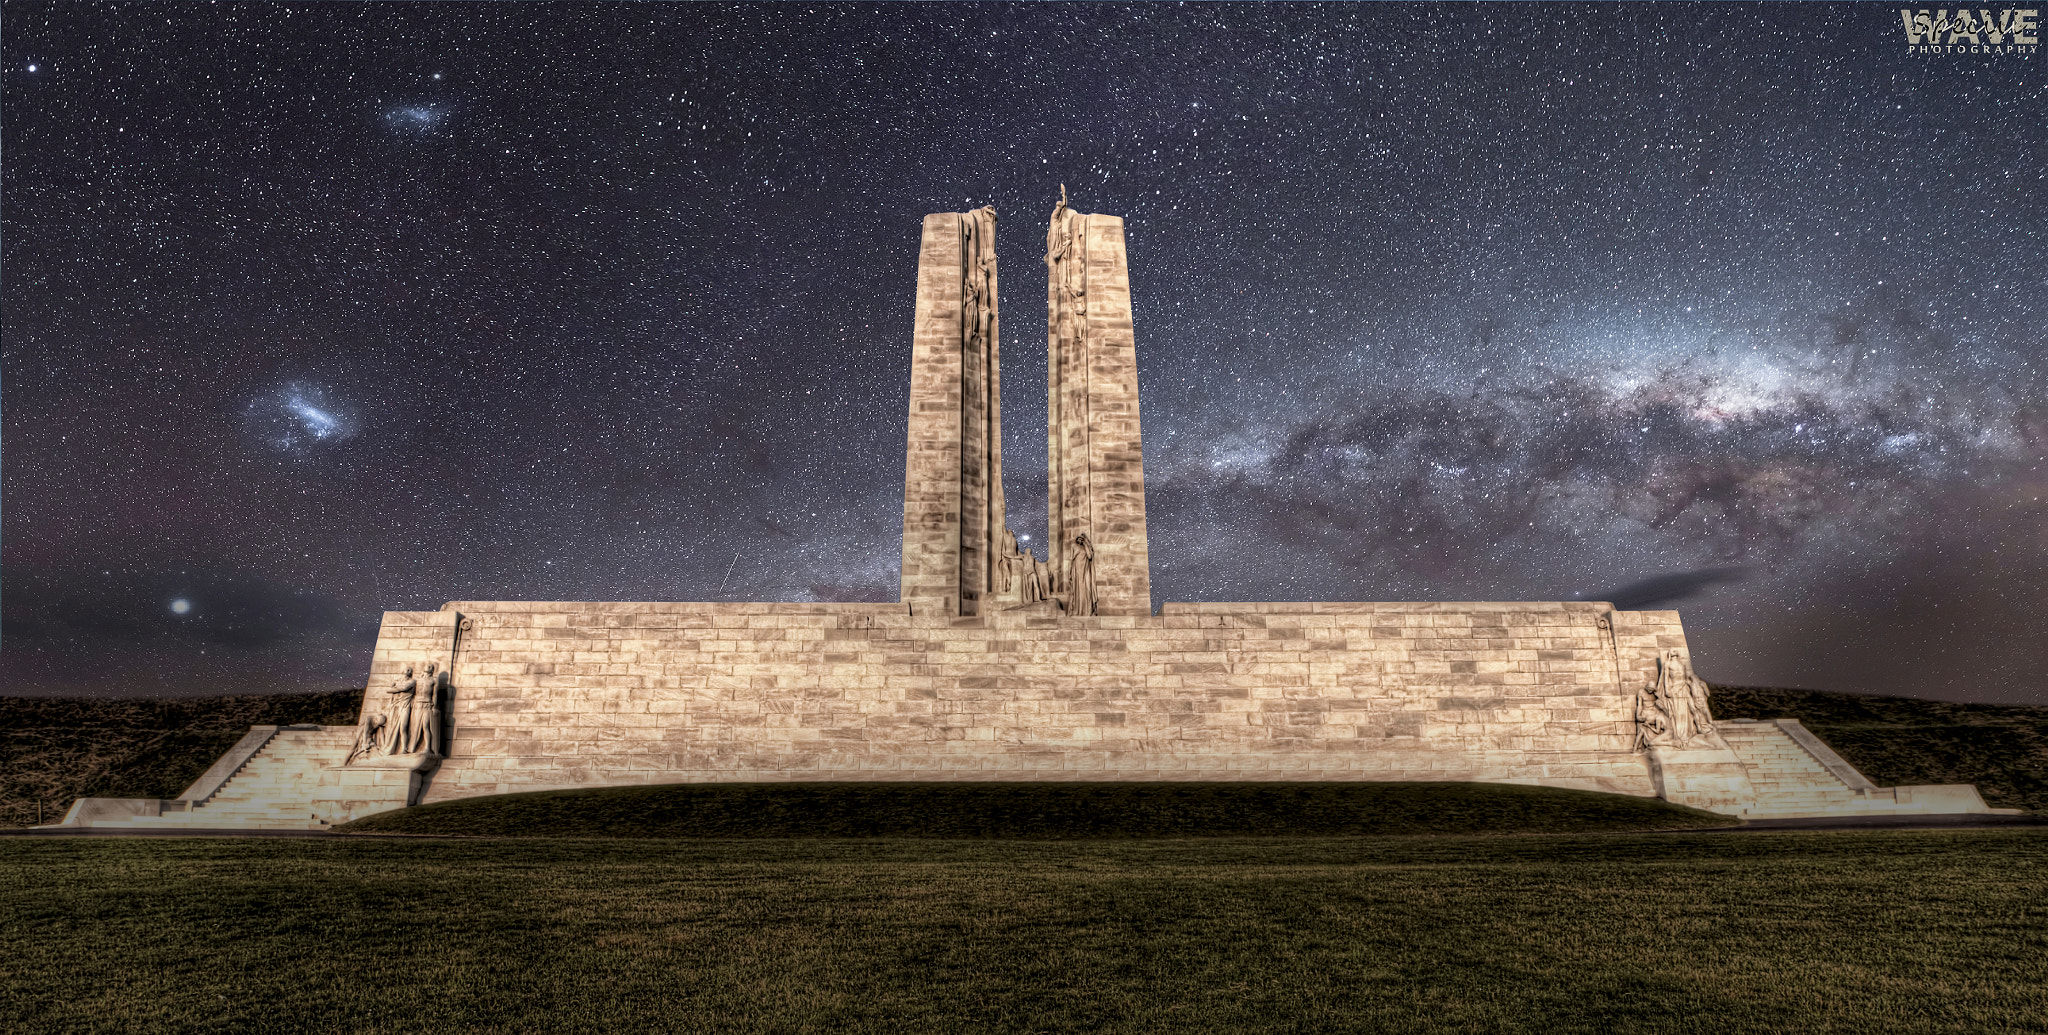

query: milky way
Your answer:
[3,3,2043,702]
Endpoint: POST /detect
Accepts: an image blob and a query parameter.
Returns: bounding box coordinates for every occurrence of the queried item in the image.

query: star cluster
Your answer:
[3,3,2043,702]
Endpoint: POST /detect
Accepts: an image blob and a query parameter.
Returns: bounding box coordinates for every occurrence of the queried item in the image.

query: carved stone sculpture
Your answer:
[995,530,1022,596]
[1635,650,1720,750]
[345,660,450,766]
[1067,533,1097,617]
[384,664,418,754]
[1632,682,1672,753]
[409,661,445,756]
[343,693,391,765]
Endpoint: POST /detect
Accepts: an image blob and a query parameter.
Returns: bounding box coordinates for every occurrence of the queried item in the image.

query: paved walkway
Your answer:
[1717,812,2043,832]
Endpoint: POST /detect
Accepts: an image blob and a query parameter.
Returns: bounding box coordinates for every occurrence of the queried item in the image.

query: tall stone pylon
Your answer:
[900,208,1006,617]
[1045,192,1152,616]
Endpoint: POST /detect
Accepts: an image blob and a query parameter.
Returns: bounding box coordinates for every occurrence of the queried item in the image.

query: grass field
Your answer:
[4,830,2044,1033]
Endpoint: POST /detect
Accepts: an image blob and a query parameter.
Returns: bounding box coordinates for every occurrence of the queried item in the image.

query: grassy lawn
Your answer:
[335,781,1738,839]
[3,830,2043,1034]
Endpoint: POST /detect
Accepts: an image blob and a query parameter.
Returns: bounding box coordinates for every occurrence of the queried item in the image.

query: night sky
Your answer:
[5,3,2044,704]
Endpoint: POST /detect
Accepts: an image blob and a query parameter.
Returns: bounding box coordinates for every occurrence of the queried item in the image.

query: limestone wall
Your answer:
[344,601,1687,806]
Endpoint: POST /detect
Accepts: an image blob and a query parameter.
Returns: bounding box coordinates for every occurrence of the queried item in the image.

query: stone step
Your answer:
[120,722,410,830]
[1720,719,1998,818]
[68,814,332,831]
[1723,720,1888,819]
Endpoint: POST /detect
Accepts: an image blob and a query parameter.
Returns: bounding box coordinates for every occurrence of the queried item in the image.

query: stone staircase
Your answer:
[1718,718,2002,819]
[43,725,417,832]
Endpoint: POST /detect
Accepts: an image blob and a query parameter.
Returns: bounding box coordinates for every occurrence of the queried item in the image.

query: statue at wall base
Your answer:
[345,660,449,768]
[1064,533,1096,617]
[1633,650,1722,752]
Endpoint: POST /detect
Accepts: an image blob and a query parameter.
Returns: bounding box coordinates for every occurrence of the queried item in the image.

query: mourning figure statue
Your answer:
[346,664,414,764]
[1067,533,1097,617]
[1632,682,1672,753]
[1635,650,1719,750]
[995,530,1022,596]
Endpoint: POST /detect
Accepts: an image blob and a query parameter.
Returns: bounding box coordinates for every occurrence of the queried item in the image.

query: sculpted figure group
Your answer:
[345,660,447,765]
[991,528,1094,615]
[1634,650,1718,752]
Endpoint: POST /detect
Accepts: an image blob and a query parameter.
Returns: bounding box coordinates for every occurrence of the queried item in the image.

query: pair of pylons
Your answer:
[899,188,1151,618]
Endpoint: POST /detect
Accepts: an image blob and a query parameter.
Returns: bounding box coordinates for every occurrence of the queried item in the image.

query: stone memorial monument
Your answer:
[49,194,2006,830]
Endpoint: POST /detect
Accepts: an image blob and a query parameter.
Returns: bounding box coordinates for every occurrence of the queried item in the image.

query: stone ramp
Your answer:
[42,726,419,832]
[1718,718,2004,819]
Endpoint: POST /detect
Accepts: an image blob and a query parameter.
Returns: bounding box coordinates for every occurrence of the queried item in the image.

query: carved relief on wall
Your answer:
[961,205,999,369]
[345,660,449,766]
[1044,185,1089,590]
[1633,649,1721,751]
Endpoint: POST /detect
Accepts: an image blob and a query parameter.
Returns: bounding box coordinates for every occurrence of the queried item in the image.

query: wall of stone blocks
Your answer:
[355,610,461,729]
[378,600,1677,806]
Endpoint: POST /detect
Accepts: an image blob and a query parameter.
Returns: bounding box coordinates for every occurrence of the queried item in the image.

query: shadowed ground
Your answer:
[2,831,2043,1033]
[334,781,1738,838]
